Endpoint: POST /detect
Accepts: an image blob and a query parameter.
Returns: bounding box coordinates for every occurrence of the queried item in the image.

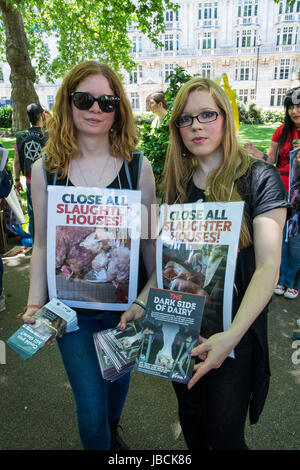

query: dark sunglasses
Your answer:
[70,92,120,112]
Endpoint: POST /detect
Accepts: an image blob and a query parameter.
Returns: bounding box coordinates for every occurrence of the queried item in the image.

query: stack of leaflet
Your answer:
[6,298,79,360]
[93,319,144,381]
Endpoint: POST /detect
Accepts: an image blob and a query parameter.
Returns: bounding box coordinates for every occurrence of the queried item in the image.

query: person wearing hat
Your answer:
[13,104,49,238]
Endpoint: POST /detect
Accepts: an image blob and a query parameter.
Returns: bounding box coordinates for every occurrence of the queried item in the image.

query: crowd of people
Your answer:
[0,59,299,450]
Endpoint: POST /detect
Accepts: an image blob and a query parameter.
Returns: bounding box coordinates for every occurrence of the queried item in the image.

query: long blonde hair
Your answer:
[162,77,254,249]
[44,61,139,179]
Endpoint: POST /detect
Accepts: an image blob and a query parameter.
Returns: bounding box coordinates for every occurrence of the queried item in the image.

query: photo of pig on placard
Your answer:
[55,226,131,304]
[162,242,228,338]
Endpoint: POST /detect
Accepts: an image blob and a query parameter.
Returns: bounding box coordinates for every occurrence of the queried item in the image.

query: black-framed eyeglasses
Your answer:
[174,110,223,128]
[70,92,120,112]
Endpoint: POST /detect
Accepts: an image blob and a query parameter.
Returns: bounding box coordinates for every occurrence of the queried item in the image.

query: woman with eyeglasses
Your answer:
[120,77,289,449]
[246,87,300,300]
[21,61,156,450]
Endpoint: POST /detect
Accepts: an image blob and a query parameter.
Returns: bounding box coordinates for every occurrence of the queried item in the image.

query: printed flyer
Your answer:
[6,298,78,360]
[47,186,141,311]
[156,201,244,353]
[135,287,205,383]
[287,146,300,239]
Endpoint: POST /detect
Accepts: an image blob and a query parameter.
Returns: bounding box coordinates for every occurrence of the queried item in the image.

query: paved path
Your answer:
[0,252,299,450]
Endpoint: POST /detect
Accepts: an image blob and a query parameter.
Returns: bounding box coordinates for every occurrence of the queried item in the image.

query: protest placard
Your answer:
[156,201,244,355]
[47,186,141,311]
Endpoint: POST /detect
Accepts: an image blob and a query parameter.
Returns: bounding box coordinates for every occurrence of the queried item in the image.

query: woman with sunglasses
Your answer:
[246,87,300,300]
[120,77,289,449]
[22,61,156,450]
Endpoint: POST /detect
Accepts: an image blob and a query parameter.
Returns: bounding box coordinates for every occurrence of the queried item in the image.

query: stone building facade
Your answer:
[0,0,299,112]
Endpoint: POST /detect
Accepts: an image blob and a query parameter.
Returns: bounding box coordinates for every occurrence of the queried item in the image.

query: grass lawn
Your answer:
[238,122,280,152]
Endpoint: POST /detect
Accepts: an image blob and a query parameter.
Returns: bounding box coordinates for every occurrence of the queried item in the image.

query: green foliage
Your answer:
[0,105,12,128]
[238,102,264,124]
[134,112,154,126]
[0,0,179,80]
[139,67,194,191]
[238,102,284,125]
[262,108,284,124]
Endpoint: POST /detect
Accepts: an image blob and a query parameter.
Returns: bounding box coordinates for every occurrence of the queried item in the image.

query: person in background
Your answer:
[13,104,49,239]
[146,91,168,131]
[120,77,288,450]
[246,86,300,300]
[22,61,156,450]
[0,145,13,311]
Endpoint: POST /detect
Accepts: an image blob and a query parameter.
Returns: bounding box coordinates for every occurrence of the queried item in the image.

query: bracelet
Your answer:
[132,299,146,310]
[24,304,43,312]
[14,178,20,182]
[262,154,268,162]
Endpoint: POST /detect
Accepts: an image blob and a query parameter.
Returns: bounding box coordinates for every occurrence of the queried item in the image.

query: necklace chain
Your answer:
[77,153,111,187]
[67,154,122,189]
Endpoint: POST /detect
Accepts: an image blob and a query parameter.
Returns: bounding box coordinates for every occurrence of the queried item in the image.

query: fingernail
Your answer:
[188,350,192,355]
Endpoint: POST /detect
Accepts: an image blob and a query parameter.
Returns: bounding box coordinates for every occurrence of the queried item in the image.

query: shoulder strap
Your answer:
[125,151,143,190]
[42,153,57,186]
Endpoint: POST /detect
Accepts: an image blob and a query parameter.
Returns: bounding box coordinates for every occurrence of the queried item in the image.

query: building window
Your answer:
[198,32,216,49]
[164,34,174,51]
[166,9,179,22]
[203,32,212,49]
[198,2,218,20]
[235,61,254,81]
[131,92,140,111]
[47,95,54,110]
[270,88,287,106]
[242,29,252,47]
[274,59,290,79]
[131,36,142,53]
[165,64,174,82]
[238,0,258,17]
[238,89,249,104]
[236,29,256,47]
[201,62,211,78]
[277,26,297,45]
[130,67,138,84]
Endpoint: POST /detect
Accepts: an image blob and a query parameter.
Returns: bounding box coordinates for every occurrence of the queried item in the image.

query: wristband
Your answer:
[132,299,146,310]
[262,154,268,162]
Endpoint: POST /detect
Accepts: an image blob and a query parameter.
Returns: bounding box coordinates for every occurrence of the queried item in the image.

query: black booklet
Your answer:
[94,287,205,384]
[135,287,205,383]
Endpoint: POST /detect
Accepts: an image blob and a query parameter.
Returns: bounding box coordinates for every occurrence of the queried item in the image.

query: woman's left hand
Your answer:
[187,330,238,389]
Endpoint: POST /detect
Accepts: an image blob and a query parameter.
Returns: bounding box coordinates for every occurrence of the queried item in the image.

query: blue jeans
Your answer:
[57,312,131,450]
[279,224,300,289]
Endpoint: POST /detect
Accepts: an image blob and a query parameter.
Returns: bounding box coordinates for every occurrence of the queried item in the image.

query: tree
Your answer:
[0,0,178,131]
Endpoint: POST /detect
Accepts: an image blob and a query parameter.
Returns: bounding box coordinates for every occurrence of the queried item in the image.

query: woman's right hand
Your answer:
[118,305,146,330]
[245,141,264,159]
[22,306,40,324]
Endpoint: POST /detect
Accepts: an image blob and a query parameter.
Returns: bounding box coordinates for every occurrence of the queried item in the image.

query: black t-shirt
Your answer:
[187,160,289,355]
[16,127,47,176]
